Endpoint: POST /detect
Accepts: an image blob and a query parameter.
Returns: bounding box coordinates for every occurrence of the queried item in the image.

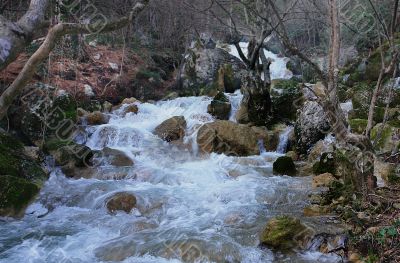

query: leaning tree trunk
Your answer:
[0,0,50,71]
[0,1,149,120]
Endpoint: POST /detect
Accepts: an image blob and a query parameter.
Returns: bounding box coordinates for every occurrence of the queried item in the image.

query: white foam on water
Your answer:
[0,96,331,262]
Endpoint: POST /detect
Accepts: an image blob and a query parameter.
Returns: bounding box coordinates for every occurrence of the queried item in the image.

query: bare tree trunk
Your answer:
[0,0,149,120]
[0,0,49,71]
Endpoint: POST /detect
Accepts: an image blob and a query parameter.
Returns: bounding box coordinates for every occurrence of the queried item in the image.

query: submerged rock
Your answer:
[123,104,139,115]
[259,216,310,250]
[106,192,137,214]
[197,120,270,156]
[154,116,187,142]
[207,92,231,120]
[100,147,134,167]
[273,156,296,176]
[0,132,48,218]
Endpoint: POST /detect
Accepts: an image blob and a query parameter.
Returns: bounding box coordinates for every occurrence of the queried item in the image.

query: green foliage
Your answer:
[312,152,336,175]
[349,119,368,134]
[136,68,162,81]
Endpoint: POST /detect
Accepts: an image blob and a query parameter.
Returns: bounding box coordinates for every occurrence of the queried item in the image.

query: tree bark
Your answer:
[0,0,49,71]
[0,0,149,120]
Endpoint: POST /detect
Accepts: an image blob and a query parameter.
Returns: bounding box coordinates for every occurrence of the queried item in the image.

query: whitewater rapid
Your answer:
[0,95,340,263]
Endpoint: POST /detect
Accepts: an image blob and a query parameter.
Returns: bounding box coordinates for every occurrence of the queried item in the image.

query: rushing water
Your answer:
[276,126,294,154]
[0,95,340,263]
[228,42,293,80]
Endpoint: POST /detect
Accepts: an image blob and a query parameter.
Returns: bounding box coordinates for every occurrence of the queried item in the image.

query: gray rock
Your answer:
[295,101,331,154]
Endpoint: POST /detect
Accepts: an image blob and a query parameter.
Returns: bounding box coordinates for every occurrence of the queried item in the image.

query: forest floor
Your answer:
[0,43,176,103]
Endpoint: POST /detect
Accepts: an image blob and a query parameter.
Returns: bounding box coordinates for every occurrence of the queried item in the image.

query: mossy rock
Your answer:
[213,91,229,103]
[312,152,336,175]
[260,216,308,250]
[0,132,47,184]
[349,119,368,134]
[273,156,296,176]
[371,123,400,154]
[44,138,94,168]
[208,92,231,120]
[0,131,48,217]
[271,80,302,121]
[11,84,78,144]
[0,175,40,218]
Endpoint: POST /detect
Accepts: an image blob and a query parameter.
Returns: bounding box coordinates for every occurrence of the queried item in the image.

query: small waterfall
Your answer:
[276,126,293,154]
[228,42,293,80]
[257,139,267,154]
[226,89,243,122]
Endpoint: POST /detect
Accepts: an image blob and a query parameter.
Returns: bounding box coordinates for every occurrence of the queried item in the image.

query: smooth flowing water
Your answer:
[0,96,340,263]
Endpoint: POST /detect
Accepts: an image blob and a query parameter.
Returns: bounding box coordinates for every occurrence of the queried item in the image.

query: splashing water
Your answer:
[276,126,294,154]
[226,89,243,122]
[0,96,341,263]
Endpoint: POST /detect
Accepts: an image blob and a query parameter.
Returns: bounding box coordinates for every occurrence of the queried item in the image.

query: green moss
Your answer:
[0,175,40,217]
[136,68,162,81]
[44,138,75,152]
[214,92,229,102]
[321,181,354,205]
[52,94,78,122]
[0,132,48,217]
[387,120,400,128]
[271,80,302,121]
[260,216,307,250]
[312,152,336,175]
[349,119,368,134]
[272,79,300,90]
[273,156,296,176]
[370,124,393,150]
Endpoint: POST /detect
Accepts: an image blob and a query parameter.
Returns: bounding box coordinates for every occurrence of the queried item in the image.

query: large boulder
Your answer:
[207,92,231,120]
[236,72,272,126]
[178,45,246,96]
[154,116,187,142]
[0,131,48,217]
[196,120,272,156]
[295,101,331,154]
[259,216,310,250]
[8,83,78,145]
